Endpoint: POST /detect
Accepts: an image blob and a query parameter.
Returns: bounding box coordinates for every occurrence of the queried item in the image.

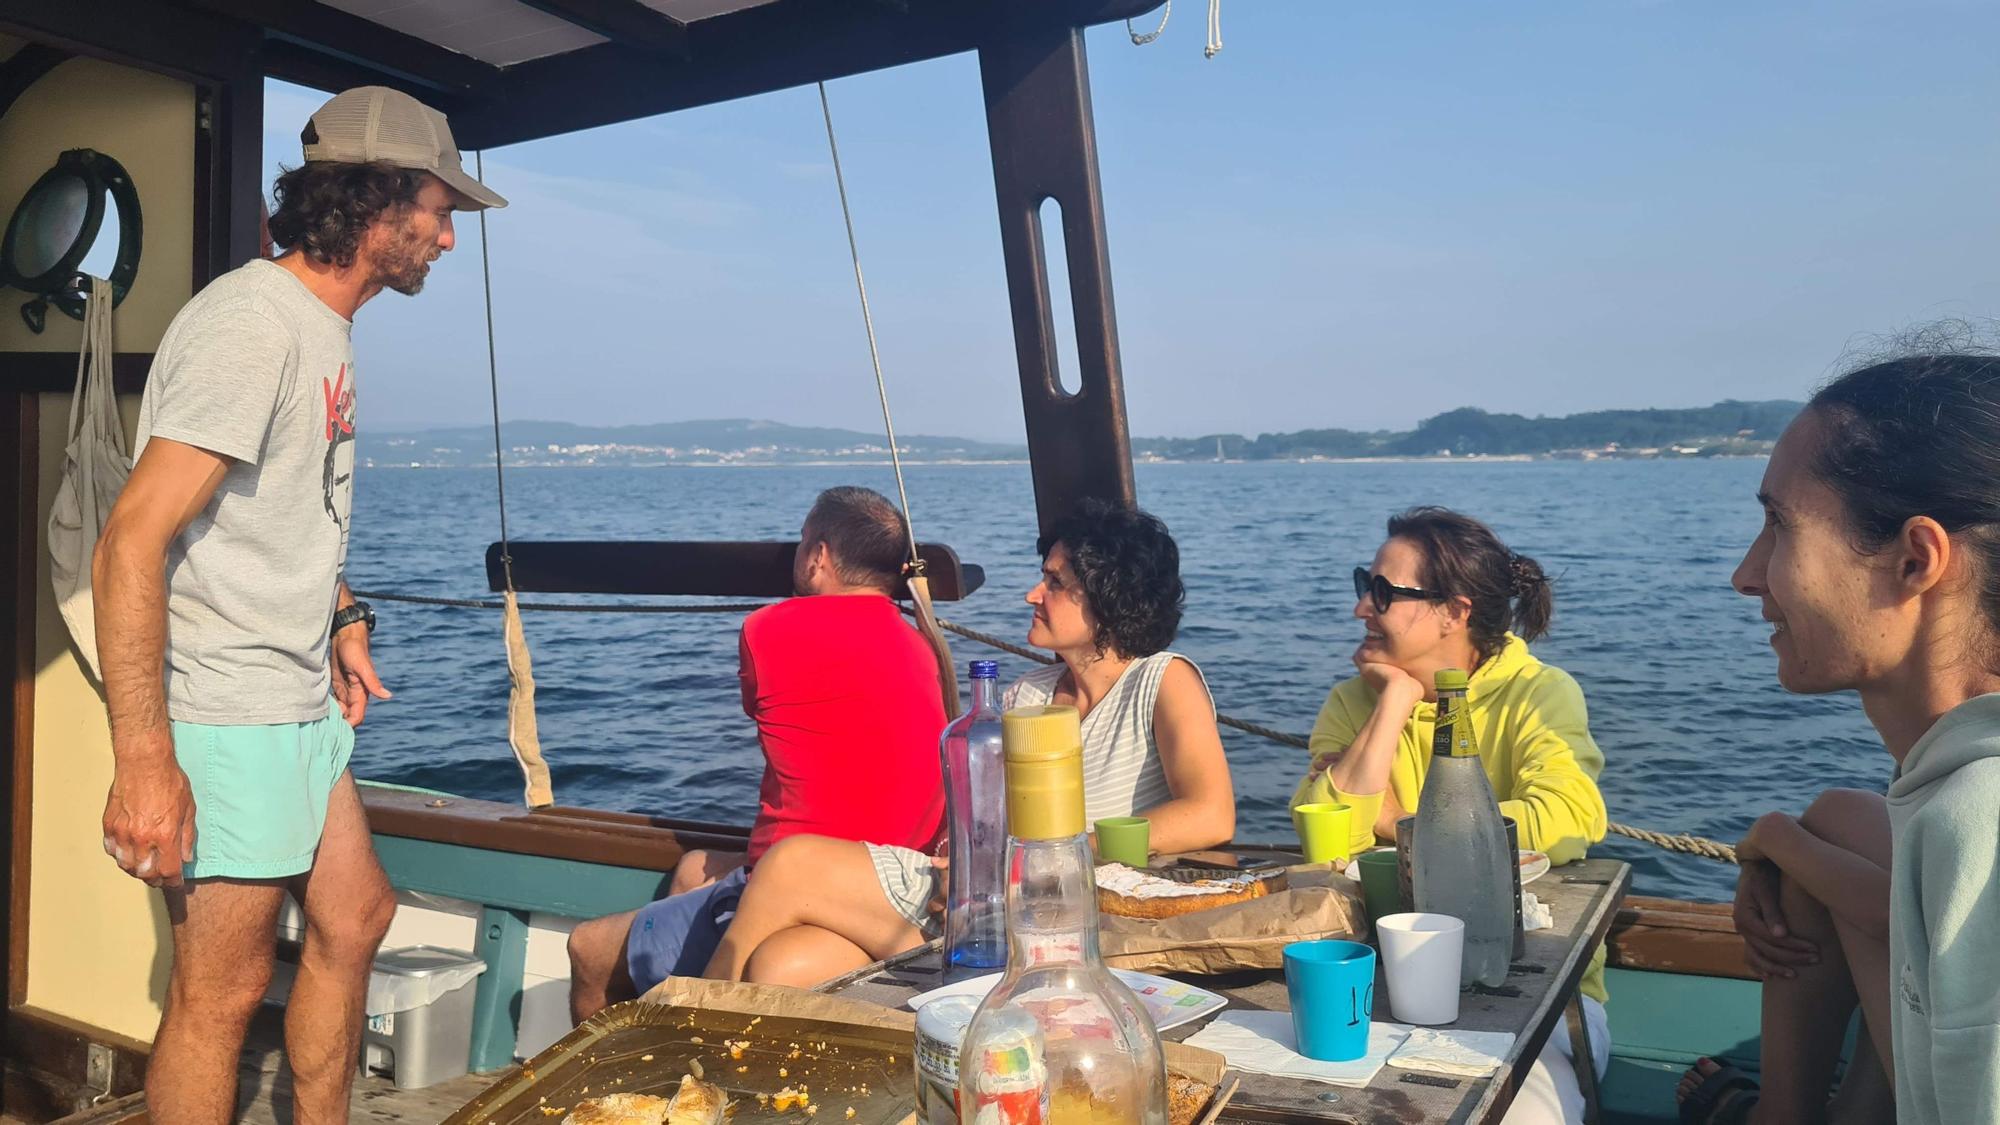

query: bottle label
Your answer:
[968,1036,1048,1125]
[1431,693,1480,758]
[1015,931,1086,966]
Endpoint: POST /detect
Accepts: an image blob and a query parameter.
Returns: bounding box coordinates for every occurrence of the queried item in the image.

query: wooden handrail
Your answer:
[360,787,751,875]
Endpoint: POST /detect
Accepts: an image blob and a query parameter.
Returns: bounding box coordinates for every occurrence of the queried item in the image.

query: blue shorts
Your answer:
[625,866,751,994]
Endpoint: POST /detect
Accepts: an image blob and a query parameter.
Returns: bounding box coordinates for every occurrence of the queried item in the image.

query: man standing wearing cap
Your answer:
[92,86,504,1122]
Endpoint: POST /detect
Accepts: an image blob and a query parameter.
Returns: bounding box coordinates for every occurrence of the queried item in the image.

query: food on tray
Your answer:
[562,1092,671,1125]
[1167,1074,1216,1125]
[666,1074,729,1125]
[561,1073,726,1125]
[1094,862,1286,920]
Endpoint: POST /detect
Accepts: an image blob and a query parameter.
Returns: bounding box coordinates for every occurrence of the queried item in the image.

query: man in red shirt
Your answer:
[566,487,945,1019]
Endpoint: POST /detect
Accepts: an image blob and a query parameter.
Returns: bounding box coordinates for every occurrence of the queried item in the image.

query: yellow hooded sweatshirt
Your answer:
[1290,633,1611,1002]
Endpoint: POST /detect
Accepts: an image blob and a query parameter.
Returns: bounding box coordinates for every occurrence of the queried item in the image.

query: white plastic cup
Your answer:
[1375,912,1465,1025]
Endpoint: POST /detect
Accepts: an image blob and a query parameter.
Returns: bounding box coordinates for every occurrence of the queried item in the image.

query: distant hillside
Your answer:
[1133,400,1800,461]
[361,419,1027,467]
[364,401,1802,467]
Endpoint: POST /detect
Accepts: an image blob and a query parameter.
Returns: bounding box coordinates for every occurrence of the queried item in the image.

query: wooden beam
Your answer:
[980,25,1135,536]
[450,0,1166,149]
[3,393,36,1009]
[0,353,151,396]
[483,540,985,601]
[0,0,256,83]
[360,785,749,876]
[1,1006,150,1117]
[180,0,505,97]
[1606,895,1756,981]
[512,0,690,58]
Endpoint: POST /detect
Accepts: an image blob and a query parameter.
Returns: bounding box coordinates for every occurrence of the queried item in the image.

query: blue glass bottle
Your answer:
[941,660,1007,980]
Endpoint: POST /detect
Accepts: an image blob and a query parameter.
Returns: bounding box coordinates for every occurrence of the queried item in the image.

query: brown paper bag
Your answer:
[1099,864,1367,974]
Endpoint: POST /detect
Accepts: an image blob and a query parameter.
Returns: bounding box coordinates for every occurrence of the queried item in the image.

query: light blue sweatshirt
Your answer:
[1886,692,2000,1125]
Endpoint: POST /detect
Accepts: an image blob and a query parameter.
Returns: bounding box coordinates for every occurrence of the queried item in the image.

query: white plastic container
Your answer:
[359,945,486,1089]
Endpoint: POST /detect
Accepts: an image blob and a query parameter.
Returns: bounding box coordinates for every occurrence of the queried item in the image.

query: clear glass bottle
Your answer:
[1411,668,1514,988]
[942,660,1008,981]
[957,705,1168,1125]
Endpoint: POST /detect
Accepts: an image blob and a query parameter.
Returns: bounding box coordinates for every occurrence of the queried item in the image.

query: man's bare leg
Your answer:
[568,910,641,1023]
[704,836,925,982]
[669,849,747,895]
[148,879,287,1124]
[1826,1026,1892,1125]
[743,925,876,989]
[286,774,396,1123]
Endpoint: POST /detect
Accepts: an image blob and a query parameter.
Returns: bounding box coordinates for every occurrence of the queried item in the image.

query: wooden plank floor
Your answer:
[234,1006,499,1124]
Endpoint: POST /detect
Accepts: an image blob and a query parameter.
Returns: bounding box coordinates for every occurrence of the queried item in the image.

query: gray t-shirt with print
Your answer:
[134,259,357,724]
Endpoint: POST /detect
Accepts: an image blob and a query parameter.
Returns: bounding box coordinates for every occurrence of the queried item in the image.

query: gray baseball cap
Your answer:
[302,86,506,210]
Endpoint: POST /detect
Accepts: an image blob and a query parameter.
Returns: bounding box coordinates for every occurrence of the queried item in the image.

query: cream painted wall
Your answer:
[0,57,195,355]
[3,54,199,1043]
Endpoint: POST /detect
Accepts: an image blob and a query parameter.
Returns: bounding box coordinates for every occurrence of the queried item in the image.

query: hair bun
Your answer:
[1506,553,1545,597]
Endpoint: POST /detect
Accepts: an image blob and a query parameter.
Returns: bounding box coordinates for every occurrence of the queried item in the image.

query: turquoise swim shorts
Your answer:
[170,709,355,880]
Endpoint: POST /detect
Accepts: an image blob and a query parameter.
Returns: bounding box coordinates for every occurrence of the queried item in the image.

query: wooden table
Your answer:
[820,857,1632,1125]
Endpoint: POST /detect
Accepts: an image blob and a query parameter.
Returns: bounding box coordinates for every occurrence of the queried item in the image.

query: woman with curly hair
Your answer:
[694,500,1237,988]
[1291,506,1609,1125]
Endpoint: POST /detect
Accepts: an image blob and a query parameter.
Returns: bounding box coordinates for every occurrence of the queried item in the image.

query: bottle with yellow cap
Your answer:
[1411,668,1514,988]
[956,705,1168,1125]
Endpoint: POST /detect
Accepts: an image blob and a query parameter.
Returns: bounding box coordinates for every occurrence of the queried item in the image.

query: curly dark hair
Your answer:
[1386,506,1552,664]
[1038,499,1184,658]
[267,161,427,269]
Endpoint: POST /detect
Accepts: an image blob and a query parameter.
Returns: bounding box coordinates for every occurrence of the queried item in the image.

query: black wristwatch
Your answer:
[331,601,375,638]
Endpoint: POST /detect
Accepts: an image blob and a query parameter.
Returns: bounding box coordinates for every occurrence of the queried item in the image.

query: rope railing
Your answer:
[350,586,1742,863]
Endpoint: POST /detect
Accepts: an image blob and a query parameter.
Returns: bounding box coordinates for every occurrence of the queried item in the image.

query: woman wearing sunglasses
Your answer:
[1291,505,1609,1125]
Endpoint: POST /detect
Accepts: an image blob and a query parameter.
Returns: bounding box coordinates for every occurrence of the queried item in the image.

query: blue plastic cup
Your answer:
[1283,939,1377,1062]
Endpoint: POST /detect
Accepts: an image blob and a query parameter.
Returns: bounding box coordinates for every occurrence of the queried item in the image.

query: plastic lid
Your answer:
[1434,668,1469,692]
[969,660,1000,678]
[372,945,486,978]
[1002,706,1086,839]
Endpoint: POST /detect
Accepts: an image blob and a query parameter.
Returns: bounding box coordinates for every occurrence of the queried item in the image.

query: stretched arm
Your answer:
[1137,658,1235,854]
[93,438,231,887]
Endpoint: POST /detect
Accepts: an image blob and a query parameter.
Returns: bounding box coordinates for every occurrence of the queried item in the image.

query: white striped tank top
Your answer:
[1002,650,1210,823]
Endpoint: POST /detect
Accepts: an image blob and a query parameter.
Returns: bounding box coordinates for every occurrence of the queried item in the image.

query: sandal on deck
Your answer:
[1678,1057,1760,1125]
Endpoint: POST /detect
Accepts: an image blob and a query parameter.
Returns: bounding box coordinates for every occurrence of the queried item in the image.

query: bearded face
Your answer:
[362,177,456,296]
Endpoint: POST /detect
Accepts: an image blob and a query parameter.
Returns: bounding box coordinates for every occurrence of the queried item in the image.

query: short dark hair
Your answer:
[1038,500,1184,658]
[1806,348,2000,645]
[267,161,427,269]
[805,486,908,594]
[1386,506,1552,663]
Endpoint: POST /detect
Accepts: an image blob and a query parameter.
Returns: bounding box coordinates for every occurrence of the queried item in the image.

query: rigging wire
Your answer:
[815,80,963,718]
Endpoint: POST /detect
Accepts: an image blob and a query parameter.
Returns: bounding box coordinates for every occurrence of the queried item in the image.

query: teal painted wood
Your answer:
[1599,968,1862,1124]
[372,834,670,918]
[1603,968,1765,1066]
[469,906,532,1073]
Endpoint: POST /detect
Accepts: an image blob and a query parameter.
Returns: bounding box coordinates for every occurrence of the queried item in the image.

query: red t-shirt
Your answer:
[740,595,946,864]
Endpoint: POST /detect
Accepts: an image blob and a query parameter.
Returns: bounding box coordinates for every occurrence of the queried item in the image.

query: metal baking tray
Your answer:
[445,999,917,1125]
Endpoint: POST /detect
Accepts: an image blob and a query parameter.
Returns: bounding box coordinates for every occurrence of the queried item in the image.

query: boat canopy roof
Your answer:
[168,0,1163,148]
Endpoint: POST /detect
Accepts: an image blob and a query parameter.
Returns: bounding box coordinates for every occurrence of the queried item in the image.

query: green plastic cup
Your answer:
[1356,850,1403,922]
[1292,802,1352,863]
[1095,816,1150,867]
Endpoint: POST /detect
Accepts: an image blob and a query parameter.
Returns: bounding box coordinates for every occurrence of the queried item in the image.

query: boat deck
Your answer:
[234,1005,497,1125]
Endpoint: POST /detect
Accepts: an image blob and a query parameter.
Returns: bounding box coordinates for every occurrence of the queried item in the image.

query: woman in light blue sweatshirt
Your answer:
[1678,346,2000,1125]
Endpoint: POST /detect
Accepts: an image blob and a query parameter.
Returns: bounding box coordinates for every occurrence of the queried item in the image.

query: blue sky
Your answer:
[262,0,2000,442]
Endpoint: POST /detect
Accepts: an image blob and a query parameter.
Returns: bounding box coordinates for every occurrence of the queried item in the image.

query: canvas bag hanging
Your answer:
[48,278,131,681]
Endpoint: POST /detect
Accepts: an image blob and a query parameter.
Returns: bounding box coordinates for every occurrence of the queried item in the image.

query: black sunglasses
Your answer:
[1353,566,1445,614]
